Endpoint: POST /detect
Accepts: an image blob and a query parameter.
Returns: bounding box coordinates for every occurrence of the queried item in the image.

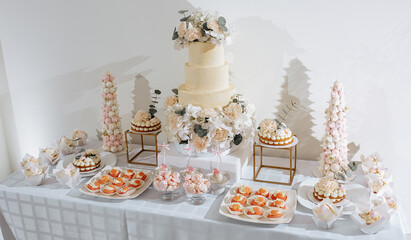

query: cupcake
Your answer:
[72,129,88,146]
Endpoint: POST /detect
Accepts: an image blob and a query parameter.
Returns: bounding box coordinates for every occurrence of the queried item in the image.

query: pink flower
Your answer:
[185,27,201,41]
[109,75,115,81]
[102,93,107,98]
[177,22,186,38]
[106,93,113,100]
[213,128,228,142]
[193,135,208,152]
[213,168,220,175]
[105,118,112,124]
[223,103,242,121]
[116,134,122,140]
[107,141,113,147]
[328,121,336,129]
[103,136,109,141]
[160,163,168,171]
[101,74,109,82]
[186,166,194,173]
[207,19,221,33]
[134,110,151,122]
[114,141,120,146]
[109,135,116,141]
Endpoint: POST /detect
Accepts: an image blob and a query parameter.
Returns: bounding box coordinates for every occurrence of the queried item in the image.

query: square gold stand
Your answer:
[124,129,161,167]
[253,137,298,186]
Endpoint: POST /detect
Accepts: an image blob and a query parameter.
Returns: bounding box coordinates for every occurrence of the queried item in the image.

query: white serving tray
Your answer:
[219,183,297,224]
[79,166,153,200]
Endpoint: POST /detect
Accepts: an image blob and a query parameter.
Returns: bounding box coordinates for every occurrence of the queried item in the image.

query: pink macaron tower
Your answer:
[318,81,351,180]
[101,72,125,153]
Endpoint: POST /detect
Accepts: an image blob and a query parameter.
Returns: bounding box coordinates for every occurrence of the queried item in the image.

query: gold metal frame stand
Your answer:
[124,129,161,167]
[253,141,297,186]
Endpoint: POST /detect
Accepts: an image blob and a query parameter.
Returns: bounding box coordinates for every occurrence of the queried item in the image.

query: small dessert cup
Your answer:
[243,206,264,219]
[207,172,230,195]
[227,203,244,216]
[128,179,145,189]
[247,195,268,207]
[264,207,286,220]
[350,204,388,234]
[100,184,117,196]
[312,199,343,229]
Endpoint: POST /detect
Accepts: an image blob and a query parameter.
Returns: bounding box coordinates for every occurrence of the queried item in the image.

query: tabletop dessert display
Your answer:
[257,119,294,146]
[80,166,152,199]
[53,163,80,189]
[57,136,75,155]
[312,198,343,229]
[100,71,125,153]
[164,9,255,156]
[72,149,102,172]
[20,154,48,186]
[39,146,61,165]
[316,81,357,181]
[72,129,88,146]
[219,183,297,224]
[313,177,346,203]
[131,90,162,132]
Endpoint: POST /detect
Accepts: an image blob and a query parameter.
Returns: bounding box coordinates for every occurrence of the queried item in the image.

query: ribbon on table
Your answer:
[158,143,170,165]
[183,145,192,169]
[212,148,222,170]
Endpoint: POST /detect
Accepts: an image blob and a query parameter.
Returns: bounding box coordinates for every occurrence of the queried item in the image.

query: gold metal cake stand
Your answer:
[124,129,161,167]
[253,136,298,186]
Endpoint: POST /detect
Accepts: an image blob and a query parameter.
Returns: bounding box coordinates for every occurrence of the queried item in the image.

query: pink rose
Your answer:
[103,113,109,118]
[112,93,117,98]
[116,134,122,141]
[185,27,201,41]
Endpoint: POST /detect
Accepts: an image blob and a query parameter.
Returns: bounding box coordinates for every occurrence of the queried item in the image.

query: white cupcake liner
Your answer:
[243,206,265,219]
[350,204,389,234]
[100,185,117,196]
[53,163,80,189]
[312,199,343,229]
[235,185,253,197]
[264,207,286,220]
[226,203,244,216]
[247,195,268,207]
[128,179,145,189]
[23,171,47,186]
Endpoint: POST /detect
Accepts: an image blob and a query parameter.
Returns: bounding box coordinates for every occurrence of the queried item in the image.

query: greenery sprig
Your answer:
[149,89,161,118]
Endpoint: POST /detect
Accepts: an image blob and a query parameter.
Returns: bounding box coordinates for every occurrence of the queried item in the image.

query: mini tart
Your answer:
[112,177,125,187]
[122,169,135,179]
[131,117,161,132]
[118,186,133,195]
[135,171,147,181]
[101,184,116,195]
[228,203,243,215]
[245,206,264,218]
[86,181,101,192]
[129,179,144,188]
[266,208,284,219]
[98,175,112,185]
[270,190,287,201]
[237,185,252,197]
[359,210,381,225]
[255,188,269,198]
[231,194,247,205]
[258,128,293,146]
[249,196,267,207]
[267,199,287,209]
[108,168,121,178]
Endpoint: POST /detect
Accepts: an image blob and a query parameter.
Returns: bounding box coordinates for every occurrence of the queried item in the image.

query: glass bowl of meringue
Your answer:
[182,170,211,205]
[152,164,181,201]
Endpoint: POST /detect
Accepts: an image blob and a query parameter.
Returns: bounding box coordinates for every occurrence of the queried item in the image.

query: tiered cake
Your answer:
[178,42,235,108]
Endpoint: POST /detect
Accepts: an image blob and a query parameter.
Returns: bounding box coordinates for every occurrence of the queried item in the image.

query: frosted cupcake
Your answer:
[72,129,88,146]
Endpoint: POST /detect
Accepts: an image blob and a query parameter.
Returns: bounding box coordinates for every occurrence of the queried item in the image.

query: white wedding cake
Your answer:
[178,42,235,108]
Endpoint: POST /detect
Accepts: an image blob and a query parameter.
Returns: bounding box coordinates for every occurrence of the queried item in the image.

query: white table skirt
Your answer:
[0,143,406,240]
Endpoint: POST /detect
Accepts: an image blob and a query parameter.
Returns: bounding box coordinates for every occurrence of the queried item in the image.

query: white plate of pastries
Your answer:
[79,166,153,199]
[219,183,297,224]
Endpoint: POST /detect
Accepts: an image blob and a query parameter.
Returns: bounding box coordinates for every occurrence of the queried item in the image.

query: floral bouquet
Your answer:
[163,95,255,155]
[172,9,234,49]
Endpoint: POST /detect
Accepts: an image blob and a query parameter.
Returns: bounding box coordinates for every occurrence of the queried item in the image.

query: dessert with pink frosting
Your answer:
[101,71,125,153]
[131,110,161,132]
[359,209,381,225]
[313,177,346,203]
[258,119,293,146]
[153,165,181,192]
[183,172,210,195]
[318,81,356,181]
[72,129,88,146]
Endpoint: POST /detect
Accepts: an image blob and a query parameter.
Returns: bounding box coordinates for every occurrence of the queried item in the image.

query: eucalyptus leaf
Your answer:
[154,89,161,95]
[220,25,228,32]
[198,129,208,138]
[178,10,188,14]
[233,134,243,145]
[274,119,281,125]
[172,88,179,95]
[179,140,188,145]
[348,161,358,171]
[149,104,155,108]
[194,124,201,133]
[180,15,190,22]
[149,108,157,114]
[172,27,179,40]
[79,148,86,153]
[218,16,226,25]
[152,101,158,104]
[202,22,210,31]
[232,98,238,103]
[279,123,286,129]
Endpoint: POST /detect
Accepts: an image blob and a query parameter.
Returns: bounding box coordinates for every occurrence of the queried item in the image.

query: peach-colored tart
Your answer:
[267,209,283,218]
[122,169,135,179]
[247,206,263,216]
[87,181,100,191]
[98,175,111,185]
[102,184,116,194]
[135,171,147,181]
[129,179,144,188]
[231,194,247,205]
[268,199,287,210]
[119,186,132,195]
[270,190,287,201]
[108,168,121,178]
[250,196,267,207]
[112,177,125,187]
[237,185,251,197]
[255,188,269,198]
[229,203,243,213]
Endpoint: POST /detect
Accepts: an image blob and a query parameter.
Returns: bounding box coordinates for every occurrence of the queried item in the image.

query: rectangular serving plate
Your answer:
[79,166,153,200]
[219,183,297,224]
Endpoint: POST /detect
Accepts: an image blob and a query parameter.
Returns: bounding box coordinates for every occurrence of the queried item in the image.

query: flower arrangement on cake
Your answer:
[101,71,125,153]
[163,94,255,154]
[317,81,357,181]
[131,90,162,132]
[172,9,234,48]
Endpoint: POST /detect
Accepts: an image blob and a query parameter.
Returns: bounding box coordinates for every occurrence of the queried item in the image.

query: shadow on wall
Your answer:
[273,58,322,160]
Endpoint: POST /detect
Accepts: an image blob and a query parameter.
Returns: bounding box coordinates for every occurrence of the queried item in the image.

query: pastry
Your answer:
[258,119,293,146]
[98,175,111,185]
[72,129,88,146]
[86,181,101,192]
[135,171,148,181]
[268,199,286,210]
[101,184,116,195]
[40,147,60,164]
[359,209,381,225]
[270,190,287,201]
[153,167,181,192]
[118,186,132,195]
[255,188,269,198]
[183,172,210,195]
[108,168,121,178]
[210,168,224,183]
[267,209,283,218]
[249,196,267,207]
[228,203,243,214]
[236,185,251,197]
[112,177,125,187]
[72,149,101,172]
[231,194,247,205]
[246,206,263,216]
[129,179,144,188]
[131,110,161,132]
[313,177,346,203]
[122,169,135,179]
[58,136,74,147]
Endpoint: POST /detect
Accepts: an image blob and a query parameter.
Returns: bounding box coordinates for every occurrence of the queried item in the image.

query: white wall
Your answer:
[0,0,410,234]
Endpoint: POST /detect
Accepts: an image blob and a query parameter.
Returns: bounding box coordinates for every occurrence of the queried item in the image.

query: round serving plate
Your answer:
[297,177,368,215]
[257,136,299,149]
[312,166,356,182]
[62,151,117,177]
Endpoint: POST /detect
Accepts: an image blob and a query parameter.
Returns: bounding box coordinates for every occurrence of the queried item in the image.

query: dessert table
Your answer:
[0,147,406,240]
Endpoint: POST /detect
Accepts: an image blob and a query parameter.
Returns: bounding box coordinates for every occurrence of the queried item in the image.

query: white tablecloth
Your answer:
[0,143,406,240]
